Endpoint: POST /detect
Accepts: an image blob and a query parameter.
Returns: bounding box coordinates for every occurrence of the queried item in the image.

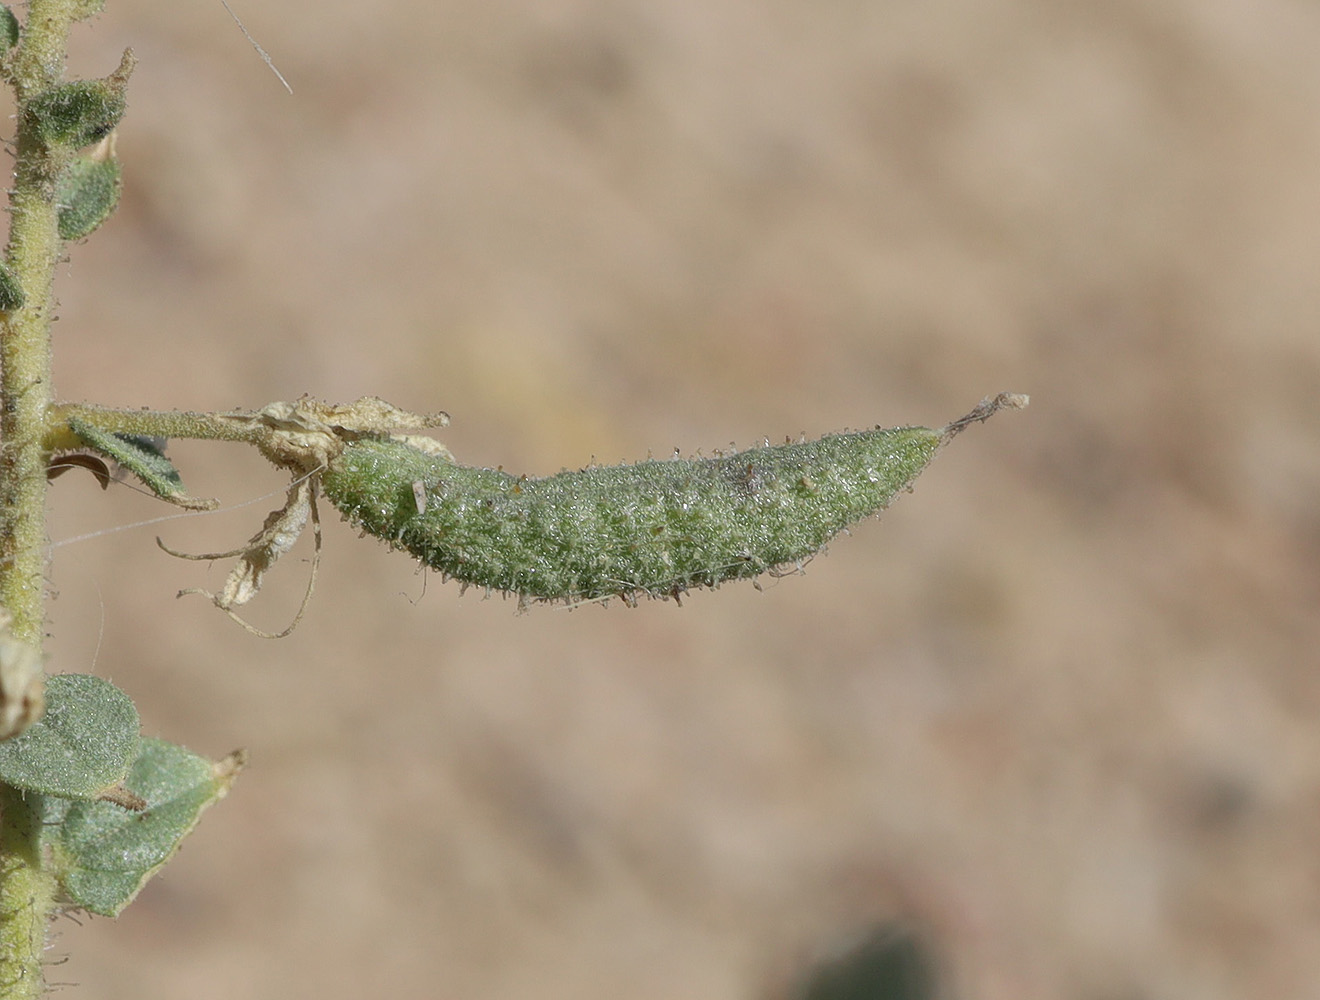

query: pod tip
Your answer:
[940,392,1029,443]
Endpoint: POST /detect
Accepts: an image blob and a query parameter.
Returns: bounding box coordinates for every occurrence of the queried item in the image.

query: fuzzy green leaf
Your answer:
[24,79,126,149]
[45,739,244,916]
[0,6,19,50]
[66,417,203,506]
[0,674,138,798]
[57,151,123,240]
[0,260,23,312]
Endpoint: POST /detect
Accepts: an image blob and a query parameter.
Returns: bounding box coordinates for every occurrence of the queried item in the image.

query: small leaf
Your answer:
[0,674,138,797]
[56,141,123,240]
[67,417,217,509]
[0,6,19,50]
[0,260,24,312]
[47,739,245,916]
[25,80,125,149]
[23,50,134,149]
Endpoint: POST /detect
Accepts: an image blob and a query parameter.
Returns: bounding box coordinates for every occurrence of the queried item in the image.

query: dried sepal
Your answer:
[159,478,321,638]
[95,784,148,811]
[137,398,445,635]
[47,452,112,489]
[245,396,449,472]
[939,392,1029,443]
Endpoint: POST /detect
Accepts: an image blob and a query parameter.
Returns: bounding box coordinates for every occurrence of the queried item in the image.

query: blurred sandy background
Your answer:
[16,0,1320,997]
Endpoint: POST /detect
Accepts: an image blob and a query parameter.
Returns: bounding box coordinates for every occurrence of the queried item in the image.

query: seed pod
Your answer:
[322,424,943,603]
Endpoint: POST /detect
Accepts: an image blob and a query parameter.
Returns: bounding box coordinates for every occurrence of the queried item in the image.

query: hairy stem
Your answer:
[0,789,56,1000]
[0,4,73,644]
[1,1,92,996]
[45,403,271,451]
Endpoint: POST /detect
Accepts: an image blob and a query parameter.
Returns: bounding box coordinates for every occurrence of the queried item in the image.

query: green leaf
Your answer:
[0,260,23,312]
[24,80,126,149]
[66,417,214,509]
[0,674,138,798]
[57,147,123,241]
[46,739,245,916]
[0,6,19,50]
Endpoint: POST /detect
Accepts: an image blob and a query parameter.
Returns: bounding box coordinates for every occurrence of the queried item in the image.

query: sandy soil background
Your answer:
[13,0,1320,997]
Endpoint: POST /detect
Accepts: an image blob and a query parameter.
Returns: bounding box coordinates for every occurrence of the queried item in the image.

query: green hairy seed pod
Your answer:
[322,424,943,603]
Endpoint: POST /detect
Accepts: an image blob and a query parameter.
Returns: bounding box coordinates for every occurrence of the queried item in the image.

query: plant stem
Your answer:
[0,790,56,1000]
[44,403,271,451]
[1,2,91,996]
[0,3,72,645]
